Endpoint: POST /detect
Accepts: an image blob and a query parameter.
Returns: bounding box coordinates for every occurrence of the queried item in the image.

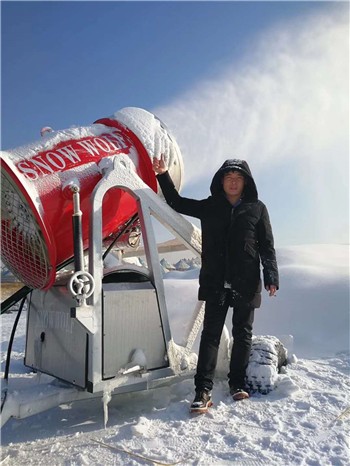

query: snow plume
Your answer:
[154,7,349,245]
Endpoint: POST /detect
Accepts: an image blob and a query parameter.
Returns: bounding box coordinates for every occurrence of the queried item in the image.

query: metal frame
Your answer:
[1,154,204,426]
[75,154,202,392]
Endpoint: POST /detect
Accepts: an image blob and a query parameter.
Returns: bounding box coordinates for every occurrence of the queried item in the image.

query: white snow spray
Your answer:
[153,8,348,244]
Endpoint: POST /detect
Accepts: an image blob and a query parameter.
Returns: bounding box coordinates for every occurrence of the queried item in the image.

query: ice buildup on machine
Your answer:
[1,107,183,289]
[1,107,203,409]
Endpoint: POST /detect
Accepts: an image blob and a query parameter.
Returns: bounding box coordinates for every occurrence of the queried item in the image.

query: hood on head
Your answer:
[210,159,258,200]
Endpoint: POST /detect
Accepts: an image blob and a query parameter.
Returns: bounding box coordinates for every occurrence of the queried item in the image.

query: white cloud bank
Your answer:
[154,6,349,245]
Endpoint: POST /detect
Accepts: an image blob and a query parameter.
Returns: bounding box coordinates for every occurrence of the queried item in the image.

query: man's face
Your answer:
[222,171,245,198]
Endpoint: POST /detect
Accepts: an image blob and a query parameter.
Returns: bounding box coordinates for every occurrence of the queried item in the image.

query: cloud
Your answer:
[154,7,349,245]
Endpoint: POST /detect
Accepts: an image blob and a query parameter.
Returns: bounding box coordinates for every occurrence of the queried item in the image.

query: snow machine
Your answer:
[0,108,203,427]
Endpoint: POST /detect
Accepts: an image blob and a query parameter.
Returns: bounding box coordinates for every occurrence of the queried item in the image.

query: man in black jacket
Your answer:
[152,156,279,412]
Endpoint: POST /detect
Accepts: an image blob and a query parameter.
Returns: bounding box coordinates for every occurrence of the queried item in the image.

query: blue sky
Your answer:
[2,1,330,148]
[1,1,349,247]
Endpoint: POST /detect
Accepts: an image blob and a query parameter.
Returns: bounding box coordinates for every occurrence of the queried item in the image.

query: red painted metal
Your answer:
[1,118,158,289]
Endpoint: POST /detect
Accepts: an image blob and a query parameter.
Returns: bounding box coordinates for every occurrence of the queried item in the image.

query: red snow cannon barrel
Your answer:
[1,107,183,290]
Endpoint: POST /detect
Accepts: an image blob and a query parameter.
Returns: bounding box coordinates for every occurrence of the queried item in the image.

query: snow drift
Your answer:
[1,244,349,466]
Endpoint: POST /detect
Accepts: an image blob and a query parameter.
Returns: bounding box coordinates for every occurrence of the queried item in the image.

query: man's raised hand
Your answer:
[152,154,167,175]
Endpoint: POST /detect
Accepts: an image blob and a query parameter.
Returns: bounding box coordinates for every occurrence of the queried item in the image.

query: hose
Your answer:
[1,294,28,412]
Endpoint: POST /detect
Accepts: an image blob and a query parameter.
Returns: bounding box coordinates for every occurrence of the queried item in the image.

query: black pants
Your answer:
[194,292,255,392]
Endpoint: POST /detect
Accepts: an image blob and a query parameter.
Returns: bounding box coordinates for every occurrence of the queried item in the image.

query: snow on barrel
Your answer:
[1,107,183,289]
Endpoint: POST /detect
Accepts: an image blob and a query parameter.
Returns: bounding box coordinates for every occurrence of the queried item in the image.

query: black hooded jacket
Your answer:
[156,159,279,307]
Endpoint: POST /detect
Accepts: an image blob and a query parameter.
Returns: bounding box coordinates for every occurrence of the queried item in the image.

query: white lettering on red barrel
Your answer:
[16,130,132,181]
[46,152,66,170]
[56,145,82,163]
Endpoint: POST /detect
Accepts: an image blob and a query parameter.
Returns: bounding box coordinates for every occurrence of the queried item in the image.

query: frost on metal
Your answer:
[168,340,197,374]
[102,387,112,429]
[1,170,50,289]
[0,106,186,289]
[113,107,184,191]
[246,335,288,394]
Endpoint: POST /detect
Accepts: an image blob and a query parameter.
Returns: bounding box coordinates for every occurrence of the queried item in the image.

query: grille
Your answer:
[1,169,51,289]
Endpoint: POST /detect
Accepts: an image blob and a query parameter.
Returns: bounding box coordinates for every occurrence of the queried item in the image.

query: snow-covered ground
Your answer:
[1,244,349,465]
